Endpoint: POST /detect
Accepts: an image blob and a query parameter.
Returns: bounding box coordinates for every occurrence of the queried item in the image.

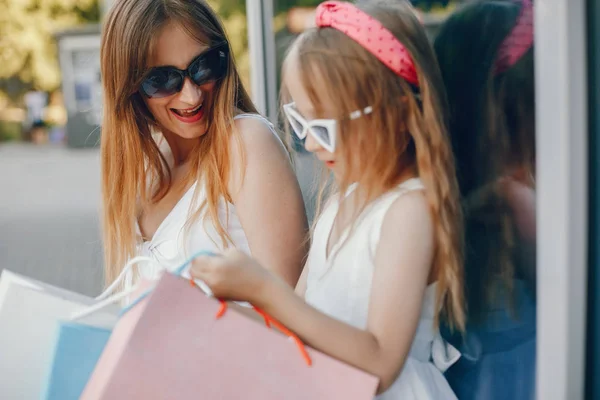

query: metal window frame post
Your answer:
[246,0,278,122]
[536,0,589,398]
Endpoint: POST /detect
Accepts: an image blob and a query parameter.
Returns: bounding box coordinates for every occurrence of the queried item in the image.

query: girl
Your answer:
[191,1,465,398]
[434,1,536,399]
[99,0,308,292]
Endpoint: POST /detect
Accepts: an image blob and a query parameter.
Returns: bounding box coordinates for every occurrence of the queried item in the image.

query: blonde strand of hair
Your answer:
[409,80,466,332]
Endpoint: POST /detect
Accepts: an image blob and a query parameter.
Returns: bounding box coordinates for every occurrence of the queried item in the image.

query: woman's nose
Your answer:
[178,77,202,105]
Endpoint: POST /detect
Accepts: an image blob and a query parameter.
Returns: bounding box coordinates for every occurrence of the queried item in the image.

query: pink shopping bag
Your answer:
[81,272,378,399]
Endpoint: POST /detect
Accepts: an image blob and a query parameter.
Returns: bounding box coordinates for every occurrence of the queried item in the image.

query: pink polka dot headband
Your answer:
[494,0,534,75]
[315,1,419,87]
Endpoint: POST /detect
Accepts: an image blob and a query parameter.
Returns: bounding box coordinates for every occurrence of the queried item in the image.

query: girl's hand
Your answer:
[189,249,274,305]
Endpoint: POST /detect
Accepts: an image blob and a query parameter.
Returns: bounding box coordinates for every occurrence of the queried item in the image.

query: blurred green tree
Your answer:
[208,0,251,89]
[0,0,100,101]
[0,0,457,105]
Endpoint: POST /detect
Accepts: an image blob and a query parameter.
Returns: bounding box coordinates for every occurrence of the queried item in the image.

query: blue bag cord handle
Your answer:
[119,250,216,316]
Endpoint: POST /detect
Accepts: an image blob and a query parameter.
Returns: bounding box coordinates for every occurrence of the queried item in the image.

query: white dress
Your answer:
[120,114,285,291]
[303,178,460,399]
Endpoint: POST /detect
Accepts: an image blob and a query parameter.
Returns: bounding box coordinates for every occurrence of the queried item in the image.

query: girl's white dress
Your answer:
[303,178,460,399]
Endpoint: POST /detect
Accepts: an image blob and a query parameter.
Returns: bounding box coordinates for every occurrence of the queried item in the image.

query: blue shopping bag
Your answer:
[41,321,111,400]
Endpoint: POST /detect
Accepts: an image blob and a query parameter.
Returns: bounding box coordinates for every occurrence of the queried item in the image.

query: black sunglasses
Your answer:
[139,42,229,99]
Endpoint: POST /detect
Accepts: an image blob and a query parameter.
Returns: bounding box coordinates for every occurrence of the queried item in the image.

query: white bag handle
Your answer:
[74,251,213,321]
[95,256,160,301]
[70,284,145,322]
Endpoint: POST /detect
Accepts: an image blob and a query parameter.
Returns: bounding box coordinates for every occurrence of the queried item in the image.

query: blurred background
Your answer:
[0,0,598,398]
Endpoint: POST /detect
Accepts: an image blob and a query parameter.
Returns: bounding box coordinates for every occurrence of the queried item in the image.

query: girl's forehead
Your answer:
[283,53,339,120]
[283,58,313,118]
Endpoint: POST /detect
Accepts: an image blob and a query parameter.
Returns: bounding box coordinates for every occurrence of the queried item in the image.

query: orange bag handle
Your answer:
[250,305,312,366]
[190,278,311,366]
[217,299,312,366]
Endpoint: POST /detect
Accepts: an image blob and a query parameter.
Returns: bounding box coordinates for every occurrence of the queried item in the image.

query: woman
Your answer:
[99,0,308,292]
[434,1,536,399]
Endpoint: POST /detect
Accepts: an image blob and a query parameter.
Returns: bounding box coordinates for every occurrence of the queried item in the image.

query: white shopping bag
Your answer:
[0,270,119,400]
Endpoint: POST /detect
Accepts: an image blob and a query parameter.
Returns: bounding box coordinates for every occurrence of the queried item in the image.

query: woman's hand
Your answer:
[189,249,274,305]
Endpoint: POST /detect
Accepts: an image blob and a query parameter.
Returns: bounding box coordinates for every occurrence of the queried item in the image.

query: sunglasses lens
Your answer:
[285,111,306,139]
[309,125,332,148]
[140,69,182,98]
[139,44,228,98]
[189,46,227,86]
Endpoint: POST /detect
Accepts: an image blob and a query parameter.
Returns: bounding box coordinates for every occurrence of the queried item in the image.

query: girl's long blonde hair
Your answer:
[100,0,256,285]
[284,0,465,331]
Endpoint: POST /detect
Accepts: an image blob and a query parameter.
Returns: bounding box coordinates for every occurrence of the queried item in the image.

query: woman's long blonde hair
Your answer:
[284,1,465,331]
[100,0,256,285]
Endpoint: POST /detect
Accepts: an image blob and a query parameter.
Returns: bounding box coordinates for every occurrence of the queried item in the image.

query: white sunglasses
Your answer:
[282,102,373,153]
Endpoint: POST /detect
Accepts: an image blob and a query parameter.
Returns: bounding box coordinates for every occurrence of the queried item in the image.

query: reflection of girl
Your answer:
[192,2,465,398]
[99,0,308,292]
[434,1,536,399]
